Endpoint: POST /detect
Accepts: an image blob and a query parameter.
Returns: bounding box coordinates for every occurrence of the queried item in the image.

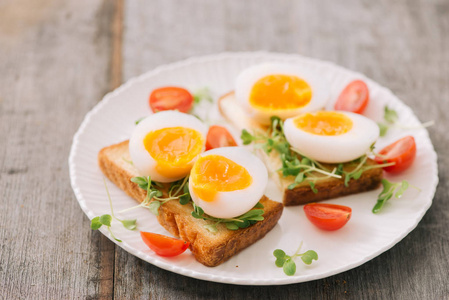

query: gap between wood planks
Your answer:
[110,0,124,92]
[100,0,124,299]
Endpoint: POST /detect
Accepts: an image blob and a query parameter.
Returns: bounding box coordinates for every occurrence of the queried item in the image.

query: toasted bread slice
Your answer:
[218,92,383,206]
[98,140,283,267]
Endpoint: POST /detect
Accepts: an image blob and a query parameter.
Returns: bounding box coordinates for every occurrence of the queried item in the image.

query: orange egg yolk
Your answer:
[249,74,312,110]
[191,155,252,202]
[144,127,204,178]
[294,111,353,136]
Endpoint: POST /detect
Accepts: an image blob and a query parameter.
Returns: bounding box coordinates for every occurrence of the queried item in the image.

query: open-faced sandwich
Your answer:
[218,63,388,206]
[98,110,283,267]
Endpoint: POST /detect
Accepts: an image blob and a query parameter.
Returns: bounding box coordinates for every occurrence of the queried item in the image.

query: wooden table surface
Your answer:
[1,0,448,299]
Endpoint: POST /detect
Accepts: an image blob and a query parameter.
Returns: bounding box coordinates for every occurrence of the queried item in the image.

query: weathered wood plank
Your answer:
[0,0,447,298]
[0,0,117,299]
[117,0,449,299]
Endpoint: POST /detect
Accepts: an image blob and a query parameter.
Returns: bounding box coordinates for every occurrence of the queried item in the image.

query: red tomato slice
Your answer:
[205,125,238,150]
[375,136,416,173]
[334,80,369,114]
[149,87,194,113]
[140,232,190,257]
[303,203,352,231]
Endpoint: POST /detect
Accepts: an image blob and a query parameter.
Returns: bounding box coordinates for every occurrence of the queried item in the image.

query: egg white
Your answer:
[189,147,268,219]
[129,111,208,182]
[235,63,330,124]
[283,111,380,163]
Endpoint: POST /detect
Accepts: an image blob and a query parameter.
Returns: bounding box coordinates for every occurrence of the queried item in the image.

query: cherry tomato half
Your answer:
[374,136,416,173]
[149,87,194,113]
[140,232,190,257]
[303,203,352,231]
[334,80,369,114]
[205,125,238,150]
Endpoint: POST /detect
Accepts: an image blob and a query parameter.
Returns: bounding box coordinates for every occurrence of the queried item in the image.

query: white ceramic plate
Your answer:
[69,52,438,285]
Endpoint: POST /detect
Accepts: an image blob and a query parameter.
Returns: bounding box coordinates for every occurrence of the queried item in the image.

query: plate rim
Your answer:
[69,51,439,285]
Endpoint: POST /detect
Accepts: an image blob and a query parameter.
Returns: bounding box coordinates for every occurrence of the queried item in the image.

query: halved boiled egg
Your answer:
[129,111,208,182]
[235,63,329,124]
[189,147,268,219]
[284,111,379,163]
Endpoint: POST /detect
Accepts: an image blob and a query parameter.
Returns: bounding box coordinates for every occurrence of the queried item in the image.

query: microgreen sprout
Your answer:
[120,175,191,216]
[191,202,265,233]
[122,157,133,166]
[377,106,434,136]
[377,106,399,136]
[286,148,343,190]
[90,179,137,242]
[340,158,395,187]
[337,145,395,187]
[273,242,318,276]
[372,179,420,213]
[193,87,213,104]
[242,117,342,191]
[135,117,145,125]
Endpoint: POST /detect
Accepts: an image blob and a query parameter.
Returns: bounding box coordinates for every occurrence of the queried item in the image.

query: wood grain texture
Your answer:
[0,0,116,299]
[0,0,448,299]
[119,0,449,299]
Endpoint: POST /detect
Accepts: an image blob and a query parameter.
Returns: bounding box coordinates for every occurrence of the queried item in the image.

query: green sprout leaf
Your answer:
[203,224,218,233]
[384,106,398,123]
[191,211,202,219]
[195,206,205,216]
[283,259,296,276]
[254,202,264,209]
[236,220,251,228]
[377,105,434,136]
[344,173,351,186]
[99,214,112,227]
[90,217,102,230]
[352,169,364,180]
[295,173,305,184]
[135,117,145,125]
[273,249,286,258]
[131,176,149,190]
[241,129,255,145]
[148,201,161,216]
[239,209,264,219]
[225,223,239,230]
[193,87,213,104]
[377,106,399,136]
[129,175,191,214]
[275,257,286,268]
[373,179,411,213]
[273,249,287,267]
[288,182,299,190]
[192,203,265,233]
[121,219,137,230]
[309,182,318,194]
[335,164,344,176]
[273,242,318,276]
[395,180,409,198]
[378,122,389,137]
[300,250,319,265]
[90,180,140,242]
[179,194,190,205]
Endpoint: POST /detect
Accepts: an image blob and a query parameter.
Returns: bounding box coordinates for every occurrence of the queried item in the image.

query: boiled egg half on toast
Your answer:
[189,147,268,219]
[283,111,379,163]
[235,63,329,125]
[129,110,208,182]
